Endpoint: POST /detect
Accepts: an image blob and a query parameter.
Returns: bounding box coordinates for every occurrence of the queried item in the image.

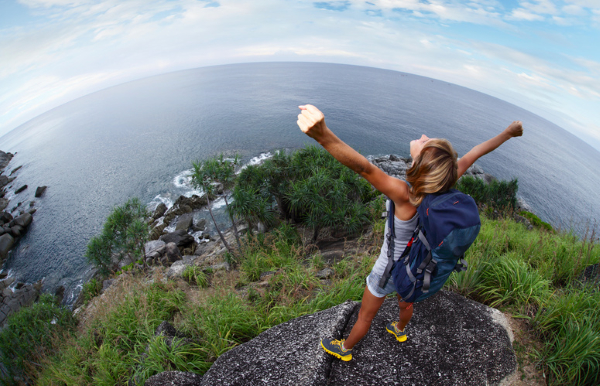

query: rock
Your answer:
[34,186,47,198]
[205,262,230,272]
[144,371,203,386]
[152,203,167,219]
[0,233,15,261]
[0,212,12,223]
[200,300,358,385]
[28,209,37,215]
[54,286,65,304]
[0,198,8,212]
[15,185,27,194]
[0,176,8,189]
[193,241,215,256]
[9,165,22,175]
[201,291,515,386]
[160,230,194,247]
[330,291,515,386]
[315,267,335,279]
[0,277,15,291]
[150,223,167,240]
[165,242,182,262]
[13,213,32,228]
[192,218,207,232]
[513,215,533,231]
[9,225,24,237]
[0,151,13,172]
[145,240,166,256]
[166,261,191,278]
[189,194,209,209]
[578,263,600,287]
[175,213,194,232]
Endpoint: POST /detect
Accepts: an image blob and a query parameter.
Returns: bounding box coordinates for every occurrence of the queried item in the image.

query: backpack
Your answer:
[378,189,481,303]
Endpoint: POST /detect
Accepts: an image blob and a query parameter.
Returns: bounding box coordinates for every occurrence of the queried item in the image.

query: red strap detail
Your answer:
[407,303,413,310]
[407,237,414,247]
[426,208,429,216]
[453,200,459,205]
[438,241,444,247]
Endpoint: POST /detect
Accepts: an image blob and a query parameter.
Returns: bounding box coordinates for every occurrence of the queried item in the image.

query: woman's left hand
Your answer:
[297,105,328,141]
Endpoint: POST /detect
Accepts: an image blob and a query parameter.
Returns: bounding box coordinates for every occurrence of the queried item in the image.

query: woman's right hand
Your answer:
[297,105,328,141]
[505,121,523,138]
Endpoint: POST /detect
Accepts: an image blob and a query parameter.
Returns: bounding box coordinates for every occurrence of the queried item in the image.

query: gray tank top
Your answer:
[371,205,419,277]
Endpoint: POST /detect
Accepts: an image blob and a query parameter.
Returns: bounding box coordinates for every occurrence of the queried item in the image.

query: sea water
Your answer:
[1,62,599,305]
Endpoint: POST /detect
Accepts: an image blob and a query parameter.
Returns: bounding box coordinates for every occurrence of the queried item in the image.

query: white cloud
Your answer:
[509,8,545,20]
[1,0,599,150]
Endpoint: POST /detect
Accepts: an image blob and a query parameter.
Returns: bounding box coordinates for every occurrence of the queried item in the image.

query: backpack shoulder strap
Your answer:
[378,199,397,289]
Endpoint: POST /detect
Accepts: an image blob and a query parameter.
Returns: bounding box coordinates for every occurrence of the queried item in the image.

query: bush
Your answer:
[233,146,378,242]
[519,210,554,232]
[0,294,76,383]
[86,198,149,275]
[455,175,518,214]
[182,266,208,288]
[81,278,103,304]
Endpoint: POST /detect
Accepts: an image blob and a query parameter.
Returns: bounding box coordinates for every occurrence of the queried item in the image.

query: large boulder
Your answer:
[0,151,13,172]
[200,300,357,386]
[152,203,167,220]
[0,233,14,261]
[198,291,516,386]
[13,213,32,228]
[160,230,195,247]
[35,186,47,198]
[175,213,194,232]
[145,371,202,386]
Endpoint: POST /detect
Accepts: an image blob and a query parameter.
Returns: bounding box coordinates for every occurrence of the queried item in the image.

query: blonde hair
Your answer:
[406,138,458,206]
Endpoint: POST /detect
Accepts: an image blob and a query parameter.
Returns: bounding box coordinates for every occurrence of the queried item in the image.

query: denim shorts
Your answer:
[366,270,397,298]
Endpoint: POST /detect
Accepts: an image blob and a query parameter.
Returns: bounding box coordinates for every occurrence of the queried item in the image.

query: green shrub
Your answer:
[455,175,518,214]
[182,266,208,288]
[81,278,103,304]
[0,294,76,383]
[233,146,378,242]
[519,210,554,232]
[86,198,149,275]
[475,253,551,308]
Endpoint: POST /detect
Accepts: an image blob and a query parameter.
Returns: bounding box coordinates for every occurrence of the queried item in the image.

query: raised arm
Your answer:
[297,104,409,203]
[457,121,523,178]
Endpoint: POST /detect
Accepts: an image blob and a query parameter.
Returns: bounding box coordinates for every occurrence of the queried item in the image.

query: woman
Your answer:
[296,104,523,361]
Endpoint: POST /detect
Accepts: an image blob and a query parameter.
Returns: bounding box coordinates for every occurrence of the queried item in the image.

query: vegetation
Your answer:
[5,149,600,386]
[231,146,378,242]
[85,198,150,276]
[0,294,76,384]
[191,154,242,255]
[455,175,518,215]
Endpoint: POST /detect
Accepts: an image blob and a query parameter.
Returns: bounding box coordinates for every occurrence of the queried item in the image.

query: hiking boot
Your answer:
[386,321,407,342]
[320,338,352,361]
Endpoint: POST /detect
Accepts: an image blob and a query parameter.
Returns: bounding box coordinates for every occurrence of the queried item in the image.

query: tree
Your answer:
[191,154,242,255]
[85,198,150,274]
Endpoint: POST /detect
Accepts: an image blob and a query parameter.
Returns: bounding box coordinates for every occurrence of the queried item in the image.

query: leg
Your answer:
[343,285,386,349]
[396,295,413,331]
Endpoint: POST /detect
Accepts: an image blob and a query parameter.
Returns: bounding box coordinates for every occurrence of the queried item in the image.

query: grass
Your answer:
[4,208,600,385]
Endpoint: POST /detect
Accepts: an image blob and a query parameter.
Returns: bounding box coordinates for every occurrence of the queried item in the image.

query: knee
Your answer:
[357,307,377,323]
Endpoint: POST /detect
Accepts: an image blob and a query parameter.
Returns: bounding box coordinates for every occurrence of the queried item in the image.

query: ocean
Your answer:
[1,62,599,306]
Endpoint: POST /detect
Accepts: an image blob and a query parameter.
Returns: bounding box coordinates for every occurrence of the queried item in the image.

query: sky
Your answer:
[1,0,599,150]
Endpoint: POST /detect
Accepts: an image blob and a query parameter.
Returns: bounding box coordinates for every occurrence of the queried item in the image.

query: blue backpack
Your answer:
[378,189,481,303]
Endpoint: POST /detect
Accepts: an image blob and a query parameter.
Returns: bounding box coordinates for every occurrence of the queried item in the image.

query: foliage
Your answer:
[81,278,103,304]
[0,294,76,383]
[232,146,378,241]
[191,154,242,255]
[85,198,149,275]
[455,175,518,214]
[182,266,208,288]
[519,210,554,232]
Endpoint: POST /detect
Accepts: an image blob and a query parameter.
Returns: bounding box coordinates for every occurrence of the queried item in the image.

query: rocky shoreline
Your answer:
[75,154,537,309]
[0,150,47,327]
